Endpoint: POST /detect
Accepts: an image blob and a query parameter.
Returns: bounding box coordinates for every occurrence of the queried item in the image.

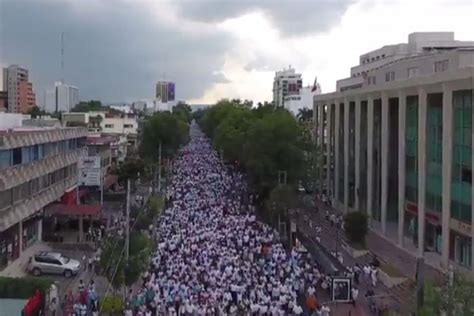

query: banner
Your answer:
[78,157,101,186]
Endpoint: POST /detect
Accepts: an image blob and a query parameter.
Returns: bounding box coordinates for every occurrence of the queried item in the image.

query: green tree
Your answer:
[113,157,145,182]
[296,107,313,122]
[100,231,151,289]
[71,100,104,112]
[27,105,46,118]
[172,102,192,123]
[420,274,474,316]
[343,211,368,244]
[140,111,189,161]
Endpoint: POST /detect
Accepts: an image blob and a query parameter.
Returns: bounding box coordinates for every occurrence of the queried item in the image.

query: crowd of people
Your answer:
[125,123,340,315]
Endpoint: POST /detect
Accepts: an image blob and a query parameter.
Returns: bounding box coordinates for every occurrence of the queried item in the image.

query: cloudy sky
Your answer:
[0,0,473,105]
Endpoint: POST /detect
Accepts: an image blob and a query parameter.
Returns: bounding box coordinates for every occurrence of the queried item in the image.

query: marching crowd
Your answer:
[125,123,340,315]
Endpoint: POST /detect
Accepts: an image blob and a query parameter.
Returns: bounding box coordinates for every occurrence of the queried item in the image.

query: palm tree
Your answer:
[297,107,313,122]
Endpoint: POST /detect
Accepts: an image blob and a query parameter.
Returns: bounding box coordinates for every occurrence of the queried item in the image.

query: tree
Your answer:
[140,111,189,161]
[100,231,151,289]
[172,102,192,123]
[71,100,105,112]
[420,274,474,316]
[343,211,368,244]
[28,105,46,118]
[113,157,145,183]
[297,107,313,122]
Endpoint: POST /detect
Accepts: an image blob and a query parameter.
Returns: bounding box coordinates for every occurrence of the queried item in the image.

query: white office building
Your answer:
[283,82,322,116]
[313,32,474,272]
[337,32,474,92]
[44,81,79,113]
[272,67,303,108]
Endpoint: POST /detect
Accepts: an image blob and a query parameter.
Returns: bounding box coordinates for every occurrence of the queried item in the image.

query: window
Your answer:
[0,150,12,169]
[461,168,472,184]
[407,67,419,78]
[30,178,39,195]
[0,190,12,210]
[368,76,376,85]
[12,148,22,165]
[434,60,448,73]
[105,124,114,128]
[385,71,395,82]
[124,124,134,128]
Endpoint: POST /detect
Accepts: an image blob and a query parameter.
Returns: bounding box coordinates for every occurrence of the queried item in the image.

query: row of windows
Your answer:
[0,138,85,170]
[104,124,135,129]
[0,164,77,211]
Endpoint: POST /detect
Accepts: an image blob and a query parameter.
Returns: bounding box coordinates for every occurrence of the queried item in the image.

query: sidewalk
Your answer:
[0,242,51,278]
[293,211,402,315]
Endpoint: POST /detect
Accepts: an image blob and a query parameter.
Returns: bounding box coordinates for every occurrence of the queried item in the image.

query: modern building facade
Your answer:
[283,83,322,115]
[272,67,303,108]
[337,32,474,92]
[0,124,87,268]
[44,81,80,113]
[0,91,7,111]
[2,65,36,113]
[314,38,474,272]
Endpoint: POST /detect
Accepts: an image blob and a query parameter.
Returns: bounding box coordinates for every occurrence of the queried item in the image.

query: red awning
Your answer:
[104,174,119,190]
[46,203,102,217]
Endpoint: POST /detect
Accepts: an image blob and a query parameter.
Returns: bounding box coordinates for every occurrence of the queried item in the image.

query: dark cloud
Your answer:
[0,0,232,103]
[176,0,352,36]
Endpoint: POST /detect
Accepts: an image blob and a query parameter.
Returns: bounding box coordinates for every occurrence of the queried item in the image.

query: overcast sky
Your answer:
[0,0,473,105]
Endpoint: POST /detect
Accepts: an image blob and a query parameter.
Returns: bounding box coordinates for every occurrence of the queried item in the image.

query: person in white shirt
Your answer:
[293,303,303,315]
[351,287,359,306]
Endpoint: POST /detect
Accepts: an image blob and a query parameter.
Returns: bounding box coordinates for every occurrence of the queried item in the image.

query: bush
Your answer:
[0,277,52,299]
[101,295,124,314]
[344,211,368,244]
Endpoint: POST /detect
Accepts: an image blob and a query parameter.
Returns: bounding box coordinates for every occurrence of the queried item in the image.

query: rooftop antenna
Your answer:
[61,32,64,84]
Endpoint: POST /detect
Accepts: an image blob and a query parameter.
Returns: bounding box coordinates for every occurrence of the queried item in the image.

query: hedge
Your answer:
[0,277,53,299]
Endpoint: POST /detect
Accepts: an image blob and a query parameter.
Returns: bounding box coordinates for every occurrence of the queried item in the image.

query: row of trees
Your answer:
[198,99,309,199]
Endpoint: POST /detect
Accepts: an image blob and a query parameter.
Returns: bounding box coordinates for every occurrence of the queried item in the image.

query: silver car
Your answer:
[28,251,81,278]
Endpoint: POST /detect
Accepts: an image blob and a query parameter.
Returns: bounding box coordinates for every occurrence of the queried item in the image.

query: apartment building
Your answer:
[2,65,36,113]
[272,67,303,108]
[0,122,87,268]
[314,34,474,272]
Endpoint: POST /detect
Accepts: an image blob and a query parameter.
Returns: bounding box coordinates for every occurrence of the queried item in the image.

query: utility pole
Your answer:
[125,178,130,261]
[157,142,162,193]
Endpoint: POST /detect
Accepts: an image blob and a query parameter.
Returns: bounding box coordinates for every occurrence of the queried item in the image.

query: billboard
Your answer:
[167,82,175,101]
[78,156,101,186]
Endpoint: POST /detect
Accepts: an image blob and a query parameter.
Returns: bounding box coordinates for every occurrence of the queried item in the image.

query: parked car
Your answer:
[27,251,81,278]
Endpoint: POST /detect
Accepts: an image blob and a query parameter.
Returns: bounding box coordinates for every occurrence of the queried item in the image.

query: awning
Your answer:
[46,203,102,217]
[104,174,119,190]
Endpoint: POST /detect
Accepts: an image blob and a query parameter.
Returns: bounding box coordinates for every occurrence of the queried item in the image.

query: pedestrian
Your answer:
[82,255,87,271]
[49,297,57,316]
[88,257,93,272]
[351,287,359,306]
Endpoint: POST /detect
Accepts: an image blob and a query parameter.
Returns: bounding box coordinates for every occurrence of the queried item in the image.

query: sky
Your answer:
[0,0,473,105]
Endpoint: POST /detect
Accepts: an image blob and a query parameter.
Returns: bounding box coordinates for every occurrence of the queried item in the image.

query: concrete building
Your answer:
[273,67,303,108]
[0,91,8,112]
[0,121,87,269]
[44,81,80,113]
[337,32,474,92]
[284,83,321,115]
[314,36,474,272]
[2,65,36,113]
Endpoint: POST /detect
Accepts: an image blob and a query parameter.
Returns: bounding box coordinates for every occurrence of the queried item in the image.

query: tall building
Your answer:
[283,77,322,115]
[44,81,79,113]
[156,81,175,103]
[313,32,474,272]
[272,67,303,108]
[2,65,36,113]
[0,118,87,268]
[0,91,7,112]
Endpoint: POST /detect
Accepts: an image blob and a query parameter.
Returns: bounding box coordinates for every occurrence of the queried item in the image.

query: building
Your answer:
[283,79,322,115]
[337,32,474,92]
[0,91,7,111]
[0,121,87,269]
[156,81,175,103]
[2,65,36,113]
[313,34,474,272]
[44,81,80,113]
[272,67,303,108]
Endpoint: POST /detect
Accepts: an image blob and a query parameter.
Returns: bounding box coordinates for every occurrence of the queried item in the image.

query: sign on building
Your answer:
[78,157,101,186]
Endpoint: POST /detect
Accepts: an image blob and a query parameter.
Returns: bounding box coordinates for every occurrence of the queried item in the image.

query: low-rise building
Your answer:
[0,123,87,269]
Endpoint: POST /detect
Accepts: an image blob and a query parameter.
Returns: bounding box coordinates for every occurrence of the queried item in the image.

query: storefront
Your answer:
[449,219,472,269]
[0,223,20,270]
[405,202,442,253]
